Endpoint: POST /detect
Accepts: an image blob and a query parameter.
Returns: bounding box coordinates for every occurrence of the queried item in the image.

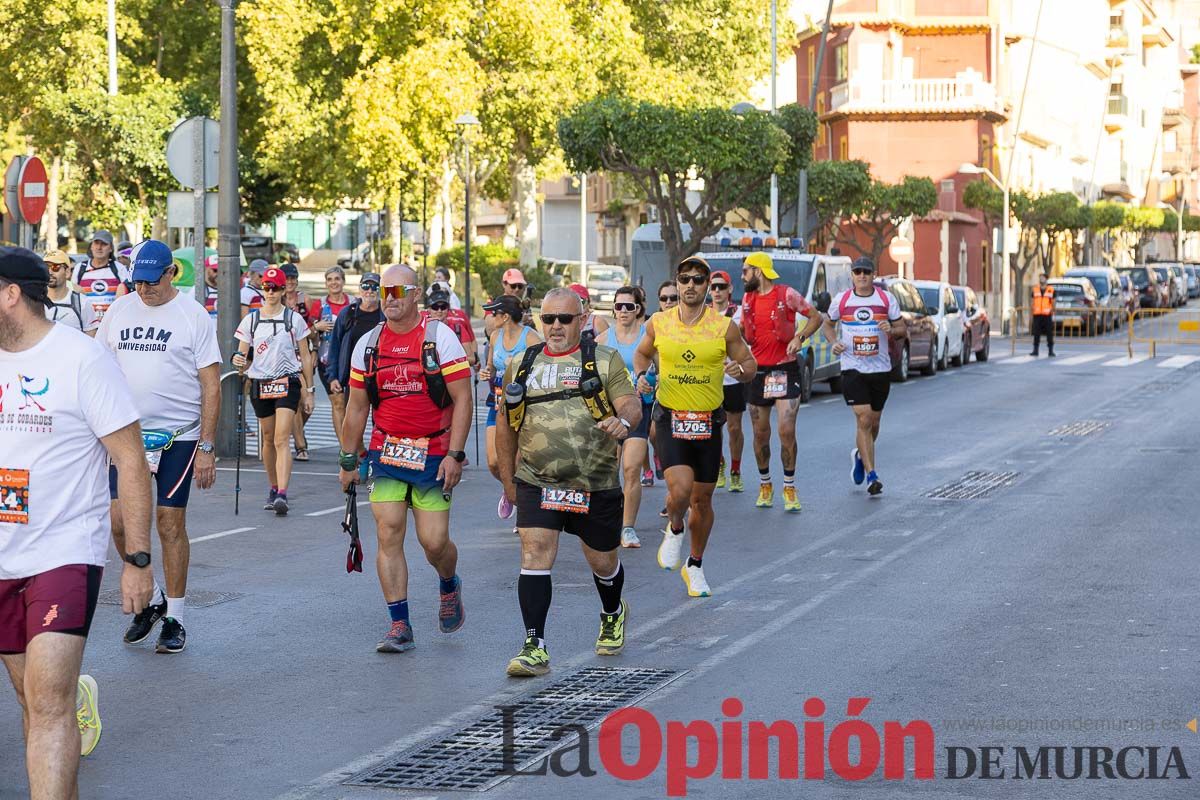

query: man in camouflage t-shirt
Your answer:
[496,289,642,678]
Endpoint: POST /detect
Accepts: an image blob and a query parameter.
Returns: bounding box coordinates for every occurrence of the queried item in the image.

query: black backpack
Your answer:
[361,320,452,410]
[505,337,613,432]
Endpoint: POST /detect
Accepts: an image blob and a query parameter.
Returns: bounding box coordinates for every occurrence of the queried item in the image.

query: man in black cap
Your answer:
[327,272,384,398]
[74,230,131,323]
[426,287,477,367]
[0,246,153,790]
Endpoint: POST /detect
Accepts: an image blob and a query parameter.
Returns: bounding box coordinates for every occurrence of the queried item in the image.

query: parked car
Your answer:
[693,250,852,400]
[1168,264,1189,306]
[911,279,966,369]
[875,276,937,381]
[1115,273,1140,315]
[1048,278,1101,335]
[1149,265,1182,308]
[1064,266,1125,330]
[1185,264,1200,299]
[952,285,991,362]
[241,235,274,262]
[1117,266,1165,310]
[336,241,372,272]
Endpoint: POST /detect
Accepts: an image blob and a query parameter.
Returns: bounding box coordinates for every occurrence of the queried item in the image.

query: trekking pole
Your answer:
[235,374,245,515]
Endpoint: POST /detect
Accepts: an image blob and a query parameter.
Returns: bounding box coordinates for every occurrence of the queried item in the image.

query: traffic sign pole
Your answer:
[193,118,207,299]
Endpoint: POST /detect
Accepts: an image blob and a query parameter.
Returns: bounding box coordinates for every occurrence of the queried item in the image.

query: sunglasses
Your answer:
[851,268,874,276]
[540,312,582,326]
[677,274,708,286]
[659,294,679,303]
[710,283,729,291]
[429,303,449,311]
[261,283,283,292]
[360,283,379,291]
[505,282,526,291]
[46,263,69,271]
[613,302,638,312]
[381,284,419,300]
[134,270,173,287]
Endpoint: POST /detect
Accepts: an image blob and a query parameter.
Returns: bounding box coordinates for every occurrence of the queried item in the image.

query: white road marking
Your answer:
[1102,355,1150,367]
[1054,353,1106,365]
[305,500,369,517]
[1158,355,1200,369]
[998,355,1035,365]
[189,526,256,544]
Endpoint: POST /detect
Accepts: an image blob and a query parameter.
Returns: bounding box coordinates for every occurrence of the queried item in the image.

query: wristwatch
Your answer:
[338,451,359,471]
[197,440,215,454]
[305,386,315,393]
[619,418,632,429]
[124,551,151,568]
[447,449,467,463]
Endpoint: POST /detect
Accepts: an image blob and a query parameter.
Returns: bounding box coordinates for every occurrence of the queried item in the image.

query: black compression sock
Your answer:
[517,571,552,642]
[593,563,625,615]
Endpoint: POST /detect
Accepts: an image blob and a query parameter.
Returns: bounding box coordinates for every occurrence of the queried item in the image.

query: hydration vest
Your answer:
[504,338,613,432]
[740,285,796,346]
[361,320,452,410]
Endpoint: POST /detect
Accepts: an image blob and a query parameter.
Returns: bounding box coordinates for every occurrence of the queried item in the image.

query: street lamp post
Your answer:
[769,0,778,239]
[958,162,1008,328]
[455,113,479,317]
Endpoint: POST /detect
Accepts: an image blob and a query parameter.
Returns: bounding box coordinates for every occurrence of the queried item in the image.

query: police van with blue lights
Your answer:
[631,224,852,402]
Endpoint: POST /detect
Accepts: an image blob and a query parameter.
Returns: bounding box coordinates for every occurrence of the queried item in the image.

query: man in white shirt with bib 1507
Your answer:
[96,239,222,655]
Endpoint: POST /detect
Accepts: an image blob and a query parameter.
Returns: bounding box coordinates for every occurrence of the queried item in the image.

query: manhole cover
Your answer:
[1048,420,1111,437]
[96,589,245,608]
[343,666,683,792]
[924,470,1018,500]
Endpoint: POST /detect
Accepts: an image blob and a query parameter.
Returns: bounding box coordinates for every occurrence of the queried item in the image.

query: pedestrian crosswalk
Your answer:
[984,349,1199,371]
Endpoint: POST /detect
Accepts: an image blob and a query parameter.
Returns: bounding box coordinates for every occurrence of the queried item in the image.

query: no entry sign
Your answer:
[17,157,48,223]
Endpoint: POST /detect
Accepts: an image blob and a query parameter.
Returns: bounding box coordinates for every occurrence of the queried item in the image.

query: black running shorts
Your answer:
[840,368,891,412]
[515,481,623,552]
[652,403,725,484]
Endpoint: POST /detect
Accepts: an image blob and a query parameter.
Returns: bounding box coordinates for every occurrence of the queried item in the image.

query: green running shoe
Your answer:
[595,599,628,655]
[506,637,550,677]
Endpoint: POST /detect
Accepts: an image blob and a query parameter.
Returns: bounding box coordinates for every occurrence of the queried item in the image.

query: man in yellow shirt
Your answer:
[634,257,756,597]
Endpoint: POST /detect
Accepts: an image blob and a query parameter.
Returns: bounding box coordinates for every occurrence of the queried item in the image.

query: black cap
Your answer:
[851,257,876,272]
[280,263,300,278]
[0,246,52,306]
[428,289,451,306]
[482,294,523,318]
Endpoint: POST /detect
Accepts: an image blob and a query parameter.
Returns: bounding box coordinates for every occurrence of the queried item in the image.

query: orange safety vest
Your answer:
[1032,285,1055,316]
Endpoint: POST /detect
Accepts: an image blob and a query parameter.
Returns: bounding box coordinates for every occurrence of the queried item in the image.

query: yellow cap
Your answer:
[43,249,71,266]
[744,251,778,280]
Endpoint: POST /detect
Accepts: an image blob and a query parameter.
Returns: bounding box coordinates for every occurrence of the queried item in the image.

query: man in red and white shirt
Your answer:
[423,286,477,366]
[739,252,823,512]
[339,264,473,655]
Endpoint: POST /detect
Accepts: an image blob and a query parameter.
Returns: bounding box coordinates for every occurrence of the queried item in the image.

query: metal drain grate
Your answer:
[343,666,683,792]
[924,470,1018,500]
[1048,420,1111,437]
[96,589,244,608]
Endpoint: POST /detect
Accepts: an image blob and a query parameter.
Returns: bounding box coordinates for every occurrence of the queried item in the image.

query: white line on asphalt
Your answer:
[1158,355,1200,369]
[997,355,1035,365]
[305,501,369,517]
[1054,353,1106,365]
[1103,355,1149,367]
[189,526,256,544]
[820,397,839,403]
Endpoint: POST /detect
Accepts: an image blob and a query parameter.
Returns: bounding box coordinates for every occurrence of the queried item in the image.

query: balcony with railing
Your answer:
[1104,93,1130,132]
[827,70,1002,117]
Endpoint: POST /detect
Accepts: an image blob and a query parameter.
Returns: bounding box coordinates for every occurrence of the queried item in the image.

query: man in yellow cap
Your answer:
[43,250,100,335]
[739,252,822,512]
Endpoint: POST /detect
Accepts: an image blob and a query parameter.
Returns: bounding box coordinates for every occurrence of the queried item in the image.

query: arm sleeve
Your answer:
[434,323,470,383]
[79,347,140,439]
[786,286,814,317]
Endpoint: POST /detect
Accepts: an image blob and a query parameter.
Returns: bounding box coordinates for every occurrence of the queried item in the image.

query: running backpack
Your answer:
[51,292,85,329]
[246,307,297,364]
[504,338,613,432]
[361,320,452,410]
[836,288,889,321]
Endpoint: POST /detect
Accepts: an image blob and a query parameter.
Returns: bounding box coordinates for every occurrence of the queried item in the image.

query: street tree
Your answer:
[558,96,811,268]
[1120,206,1165,262]
[832,176,938,265]
[805,159,871,248]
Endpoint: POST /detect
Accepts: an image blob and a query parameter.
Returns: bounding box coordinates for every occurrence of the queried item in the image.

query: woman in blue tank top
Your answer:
[597,286,654,548]
[478,295,541,522]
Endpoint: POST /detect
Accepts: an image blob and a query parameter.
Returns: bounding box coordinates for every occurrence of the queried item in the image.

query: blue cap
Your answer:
[130,240,174,282]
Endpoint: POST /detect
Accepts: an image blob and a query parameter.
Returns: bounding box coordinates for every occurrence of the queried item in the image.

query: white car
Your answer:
[911,279,966,369]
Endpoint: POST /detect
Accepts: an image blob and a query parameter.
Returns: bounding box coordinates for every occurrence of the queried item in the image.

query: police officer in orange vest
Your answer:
[1030,272,1055,357]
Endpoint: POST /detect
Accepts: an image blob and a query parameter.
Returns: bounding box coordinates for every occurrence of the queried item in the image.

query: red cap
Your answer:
[262,267,286,287]
[568,283,590,303]
[710,270,731,285]
[502,268,526,285]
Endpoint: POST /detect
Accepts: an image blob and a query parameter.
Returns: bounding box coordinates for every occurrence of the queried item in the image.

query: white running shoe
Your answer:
[657,527,684,570]
[620,527,641,548]
[497,492,515,520]
[681,563,712,597]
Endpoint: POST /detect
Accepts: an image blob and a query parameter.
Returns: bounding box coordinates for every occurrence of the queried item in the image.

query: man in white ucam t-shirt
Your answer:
[819,257,906,497]
[0,246,153,796]
[96,239,222,655]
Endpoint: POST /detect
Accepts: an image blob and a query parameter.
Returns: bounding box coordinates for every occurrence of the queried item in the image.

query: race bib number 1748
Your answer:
[540,487,590,513]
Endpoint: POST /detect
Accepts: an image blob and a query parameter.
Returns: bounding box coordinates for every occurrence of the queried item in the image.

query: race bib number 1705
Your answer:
[670,410,712,440]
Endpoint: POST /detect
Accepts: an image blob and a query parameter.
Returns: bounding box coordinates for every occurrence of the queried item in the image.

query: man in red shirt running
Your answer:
[740,252,822,513]
[339,264,473,654]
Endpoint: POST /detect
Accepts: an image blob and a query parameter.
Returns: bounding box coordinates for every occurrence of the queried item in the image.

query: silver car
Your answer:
[1064,266,1125,331]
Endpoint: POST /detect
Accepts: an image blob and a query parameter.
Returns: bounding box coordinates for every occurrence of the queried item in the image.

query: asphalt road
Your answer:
[3,334,1200,799]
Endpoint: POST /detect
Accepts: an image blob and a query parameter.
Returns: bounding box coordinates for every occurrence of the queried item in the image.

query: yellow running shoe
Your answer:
[506,637,550,677]
[728,473,744,493]
[756,481,773,508]
[595,599,628,655]
[714,461,726,489]
[77,674,101,757]
[783,485,802,513]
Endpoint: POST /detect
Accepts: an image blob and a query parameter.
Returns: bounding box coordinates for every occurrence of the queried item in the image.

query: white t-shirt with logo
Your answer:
[76,259,132,322]
[828,288,902,374]
[235,308,310,380]
[46,289,101,333]
[717,304,743,387]
[96,291,223,440]
[0,325,139,579]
